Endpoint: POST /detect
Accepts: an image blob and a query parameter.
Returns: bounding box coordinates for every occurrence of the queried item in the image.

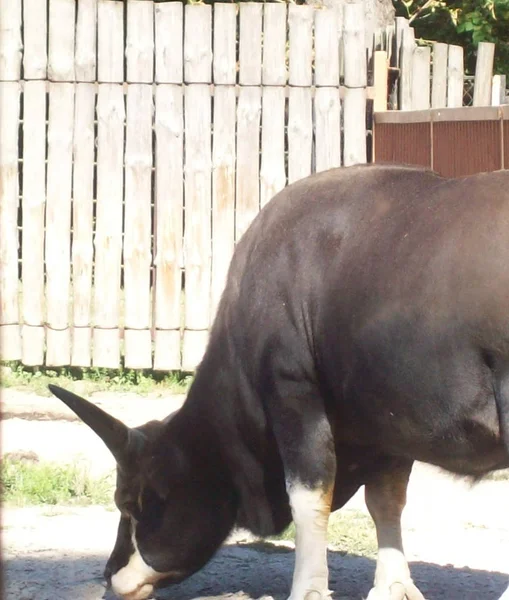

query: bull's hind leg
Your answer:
[365,458,426,600]
[271,398,336,600]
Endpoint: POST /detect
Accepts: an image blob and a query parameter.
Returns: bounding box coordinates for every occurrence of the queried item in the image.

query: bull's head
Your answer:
[48,385,237,600]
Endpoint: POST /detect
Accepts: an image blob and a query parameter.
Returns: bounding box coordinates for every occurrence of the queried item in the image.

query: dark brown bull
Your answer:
[50,164,509,600]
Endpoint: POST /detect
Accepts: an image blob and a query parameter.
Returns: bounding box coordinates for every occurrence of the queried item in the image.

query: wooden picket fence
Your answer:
[0,0,374,371]
[0,0,505,371]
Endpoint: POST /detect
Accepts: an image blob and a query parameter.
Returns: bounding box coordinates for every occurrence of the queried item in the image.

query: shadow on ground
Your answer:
[6,543,508,600]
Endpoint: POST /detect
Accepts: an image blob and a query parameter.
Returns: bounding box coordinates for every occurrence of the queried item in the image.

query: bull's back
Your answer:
[221,165,509,474]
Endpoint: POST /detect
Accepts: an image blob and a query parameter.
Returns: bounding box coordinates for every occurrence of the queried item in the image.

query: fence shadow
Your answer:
[6,543,507,600]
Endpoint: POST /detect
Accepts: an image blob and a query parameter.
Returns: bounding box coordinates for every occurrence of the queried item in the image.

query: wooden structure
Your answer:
[0,0,506,371]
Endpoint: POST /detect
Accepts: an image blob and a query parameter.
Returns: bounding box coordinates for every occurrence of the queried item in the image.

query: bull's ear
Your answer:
[48,384,144,466]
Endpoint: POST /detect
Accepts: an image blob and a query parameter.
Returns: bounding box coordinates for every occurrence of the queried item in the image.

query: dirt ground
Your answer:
[2,387,509,600]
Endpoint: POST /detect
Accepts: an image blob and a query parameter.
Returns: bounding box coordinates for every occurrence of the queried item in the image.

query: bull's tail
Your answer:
[493,368,509,458]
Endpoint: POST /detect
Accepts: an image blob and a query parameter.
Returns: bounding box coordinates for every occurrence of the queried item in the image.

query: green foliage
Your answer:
[393,0,509,74]
[0,362,193,396]
[1,457,114,506]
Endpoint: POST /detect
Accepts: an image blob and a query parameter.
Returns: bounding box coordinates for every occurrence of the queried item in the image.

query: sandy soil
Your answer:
[2,387,509,600]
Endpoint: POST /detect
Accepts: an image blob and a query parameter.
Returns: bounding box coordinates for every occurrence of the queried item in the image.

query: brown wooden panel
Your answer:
[433,120,502,178]
[373,122,431,168]
[504,120,509,170]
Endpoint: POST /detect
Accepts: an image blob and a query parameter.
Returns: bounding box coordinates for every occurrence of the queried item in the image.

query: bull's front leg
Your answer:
[271,396,335,600]
[365,458,425,600]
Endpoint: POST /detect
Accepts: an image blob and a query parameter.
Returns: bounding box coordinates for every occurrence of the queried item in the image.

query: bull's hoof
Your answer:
[287,588,332,600]
[365,580,426,600]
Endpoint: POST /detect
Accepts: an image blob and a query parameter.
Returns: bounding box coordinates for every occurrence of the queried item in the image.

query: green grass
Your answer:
[485,468,509,482]
[0,362,193,397]
[271,509,378,558]
[1,456,115,507]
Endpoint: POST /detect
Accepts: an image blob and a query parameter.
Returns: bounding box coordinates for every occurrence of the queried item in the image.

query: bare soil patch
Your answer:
[2,388,508,599]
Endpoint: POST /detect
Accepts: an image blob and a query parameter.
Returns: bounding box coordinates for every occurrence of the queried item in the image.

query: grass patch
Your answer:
[485,468,509,482]
[1,457,115,507]
[271,509,377,558]
[1,362,193,397]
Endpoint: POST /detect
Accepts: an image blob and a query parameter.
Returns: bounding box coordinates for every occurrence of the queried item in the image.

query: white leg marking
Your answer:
[365,546,412,600]
[111,527,167,600]
[498,583,509,600]
[287,483,332,600]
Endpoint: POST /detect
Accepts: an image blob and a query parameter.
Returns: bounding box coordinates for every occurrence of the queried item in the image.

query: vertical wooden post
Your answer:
[373,50,388,112]
[155,1,183,84]
[343,0,367,166]
[399,27,415,110]
[411,46,431,110]
[431,42,448,108]
[126,0,154,84]
[447,45,464,108]
[48,0,76,81]
[473,42,495,107]
[22,81,47,365]
[72,84,96,367]
[75,0,98,82]
[183,5,212,370]
[0,83,21,359]
[288,5,313,182]
[236,3,263,238]
[314,8,341,172]
[93,84,124,368]
[98,0,124,84]
[23,0,48,79]
[260,3,287,207]
[154,2,184,370]
[492,75,507,106]
[0,0,22,81]
[45,83,75,366]
[210,4,236,324]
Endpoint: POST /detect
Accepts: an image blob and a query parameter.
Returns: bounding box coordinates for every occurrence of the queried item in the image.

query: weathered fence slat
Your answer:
[98,0,124,83]
[288,4,313,87]
[288,87,312,183]
[211,86,236,323]
[211,5,236,321]
[184,4,212,84]
[260,86,286,207]
[447,45,464,108]
[399,27,415,110]
[45,83,75,366]
[124,84,153,369]
[315,88,341,172]
[22,81,46,365]
[411,46,431,110]
[239,3,263,86]
[315,8,340,87]
[213,3,236,85]
[93,84,124,368]
[343,1,367,166]
[23,0,47,79]
[72,83,95,367]
[492,75,507,106]
[236,86,262,237]
[373,50,388,112]
[75,0,98,82]
[154,85,183,371]
[0,82,21,360]
[262,3,287,86]
[155,1,183,84]
[343,1,367,90]
[0,0,22,81]
[183,84,212,370]
[473,42,495,107]
[48,0,76,81]
[127,0,154,84]
[431,42,448,108]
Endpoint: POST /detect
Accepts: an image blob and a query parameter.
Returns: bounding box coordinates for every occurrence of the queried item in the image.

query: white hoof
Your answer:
[366,581,426,600]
